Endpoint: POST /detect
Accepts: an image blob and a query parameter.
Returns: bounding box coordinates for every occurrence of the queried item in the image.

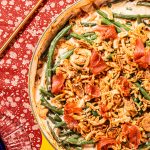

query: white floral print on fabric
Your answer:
[0,0,75,149]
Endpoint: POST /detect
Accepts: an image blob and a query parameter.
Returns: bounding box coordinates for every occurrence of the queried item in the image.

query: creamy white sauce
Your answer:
[35,63,53,105]
[68,38,80,47]
[36,63,47,103]
[80,11,100,23]
[55,47,68,64]
[111,0,150,15]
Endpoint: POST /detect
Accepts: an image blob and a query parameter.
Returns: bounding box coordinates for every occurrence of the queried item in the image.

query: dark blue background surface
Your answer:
[0,138,5,150]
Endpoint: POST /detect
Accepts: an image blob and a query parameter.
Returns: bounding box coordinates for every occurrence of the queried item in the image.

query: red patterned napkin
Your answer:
[0,0,74,149]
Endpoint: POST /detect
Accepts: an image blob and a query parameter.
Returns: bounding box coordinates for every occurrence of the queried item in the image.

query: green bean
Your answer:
[137,15,142,24]
[46,25,72,91]
[96,10,108,18]
[143,20,150,27]
[135,82,150,100]
[101,18,121,33]
[126,7,132,11]
[112,20,130,31]
[133,97,140,103]
[136,15,150,19]
[79,139,94,145]
[60,49,74,59]
[138,101,142,106]
[146,40,150,47]
[126,22,132,26]
[146,142,150,146]
[70,134,81,139]
[81,22,97,27]
[138,80,142,84]
[40,87,53,98]
[59,130,75,136]
[62,141,69,146]
[47,113,55,124]
[138,142,150,150]
[63,138,77,145]
[90,34,97,40]
[82,32,97,40]
[64,146,71,150]
[113,13,137,20]
[65,138,94,146]
[107,53,114,60]
[55,121,66,128]
[41,96,63,115]
[65,34,72,40]
[70,32,93,44]
[101,17,113,25]
[97,10,130,32]
[91,110,99,116]
[107,2,112,8]
[132,97,143,106]
[138,109,143,116]
[52,49,74,71]
[82,32,95,37]
[47,121,60,143]
[138,144,143,150]
[113,13,150,20]
[111,0,124,4]
[54,114,62,122]
[137,1,150,7]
